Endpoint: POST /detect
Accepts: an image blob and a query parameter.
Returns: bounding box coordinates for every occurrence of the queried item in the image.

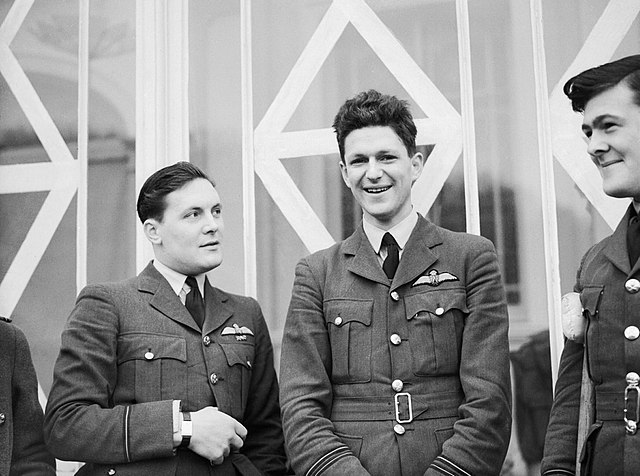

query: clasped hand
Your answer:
[188,406,247,464]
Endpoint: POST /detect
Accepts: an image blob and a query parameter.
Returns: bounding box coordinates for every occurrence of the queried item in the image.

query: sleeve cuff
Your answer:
[172,400,182,447]
[429,456,471,476]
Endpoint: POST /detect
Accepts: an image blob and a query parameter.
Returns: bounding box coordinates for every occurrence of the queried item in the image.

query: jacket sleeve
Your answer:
[540,251,593,476]
[425,239,512,476]
[239,298,287,475]
[280,257,371,476]
[9,326,57,476]
[44,284,175,464]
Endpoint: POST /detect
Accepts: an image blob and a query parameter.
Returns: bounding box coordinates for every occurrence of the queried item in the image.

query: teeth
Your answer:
[366,186,389,193]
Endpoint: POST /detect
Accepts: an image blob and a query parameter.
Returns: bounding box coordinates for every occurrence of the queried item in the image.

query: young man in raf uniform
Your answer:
[44,162,286,475]
[279,90,512,476]
[543,55,640,476]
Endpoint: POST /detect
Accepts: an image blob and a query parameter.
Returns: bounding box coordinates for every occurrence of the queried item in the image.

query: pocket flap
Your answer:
[220,342,253,369]
[405,288,467,319]
[324,299,373,327]
[581,285,604,317]
[117,333,187,364]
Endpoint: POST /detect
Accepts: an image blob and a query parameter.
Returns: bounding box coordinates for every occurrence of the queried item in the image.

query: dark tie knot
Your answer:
[382,232,398,248]
[185,275,199,290]
[185,276,204,328]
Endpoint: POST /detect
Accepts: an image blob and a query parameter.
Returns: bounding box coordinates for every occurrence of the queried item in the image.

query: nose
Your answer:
[365,158,382,180]
[586,131,609,159]
[202,212,219,233]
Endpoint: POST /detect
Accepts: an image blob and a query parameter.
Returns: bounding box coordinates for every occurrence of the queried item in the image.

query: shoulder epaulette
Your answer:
[0,316,12,323]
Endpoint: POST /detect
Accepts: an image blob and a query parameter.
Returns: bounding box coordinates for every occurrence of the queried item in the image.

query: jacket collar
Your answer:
[138,262,232,334]
[603,203,636,276]
[342,215,442,290]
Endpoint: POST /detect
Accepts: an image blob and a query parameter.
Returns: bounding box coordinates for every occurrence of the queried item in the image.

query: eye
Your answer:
[380,154,396,162]
[212,207,222,217]
[349,157,366,166]
[185,210,200,218]
[603,122,618,131]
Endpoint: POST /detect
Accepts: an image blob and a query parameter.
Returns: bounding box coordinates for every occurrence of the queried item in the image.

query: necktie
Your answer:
[185,276,205,328]
[628,213,640,267]
[382,232,400,279]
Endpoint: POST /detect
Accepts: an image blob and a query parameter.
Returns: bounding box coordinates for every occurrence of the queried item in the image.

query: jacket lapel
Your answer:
[203,278,233,335]
[138,262,201,332]
[604,204,635,276]
[392,216,441,290]
[343,226,390,286]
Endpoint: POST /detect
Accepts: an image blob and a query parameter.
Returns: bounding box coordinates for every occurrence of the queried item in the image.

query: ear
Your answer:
[339,160,351,189]
[143,219,162,245]
[410,152,425,184]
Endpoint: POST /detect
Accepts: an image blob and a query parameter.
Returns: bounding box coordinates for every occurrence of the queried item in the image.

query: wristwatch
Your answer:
[179,412,192,448]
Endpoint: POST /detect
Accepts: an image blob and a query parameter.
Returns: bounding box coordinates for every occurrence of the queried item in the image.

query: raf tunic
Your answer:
[543,205,640,475]
[280,215,512,476]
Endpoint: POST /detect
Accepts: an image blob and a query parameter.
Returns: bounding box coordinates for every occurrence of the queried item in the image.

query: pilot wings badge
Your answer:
[413,269,459,287]
[221,323,255,341]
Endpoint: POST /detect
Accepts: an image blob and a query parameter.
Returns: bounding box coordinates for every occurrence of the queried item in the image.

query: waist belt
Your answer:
[330,392,462,423]
[596,392,624,421]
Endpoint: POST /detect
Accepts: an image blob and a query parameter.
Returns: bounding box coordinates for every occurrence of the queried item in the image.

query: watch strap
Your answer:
[179,411,192,448]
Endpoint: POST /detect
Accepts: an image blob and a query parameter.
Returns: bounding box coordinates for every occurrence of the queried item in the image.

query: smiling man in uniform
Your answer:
[44,161,285,475]
[543,55,640,476]
[279,89,512,476]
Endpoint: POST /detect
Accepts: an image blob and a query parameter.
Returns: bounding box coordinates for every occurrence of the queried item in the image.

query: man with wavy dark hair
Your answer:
[280,90,512,476]
[543,55,640,475]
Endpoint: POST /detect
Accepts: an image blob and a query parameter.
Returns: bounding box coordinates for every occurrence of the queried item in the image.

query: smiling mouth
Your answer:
[365,186,391,194]
[201,241,219,248]
[600,159,623,168]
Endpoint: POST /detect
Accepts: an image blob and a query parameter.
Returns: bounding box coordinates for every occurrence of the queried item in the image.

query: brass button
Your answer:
[390,334,402,345]
[144,351,154,360]
[626,278,640,293]
[627,372,640,385]
[107,470,116,476]
[435,307,445,316]
[393,424,405,435]
[203,335,211,346]
[390,291,400,301]
[0,413,5,424]
[625,326,640,340]
[210,373,219,385]
[391,379,404,392]
[334,316,343,326]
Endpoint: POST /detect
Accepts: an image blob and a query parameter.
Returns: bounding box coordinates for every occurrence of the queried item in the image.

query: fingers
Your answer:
[235,421,248,441]
[210,456,225,466]
[230,432,245,450]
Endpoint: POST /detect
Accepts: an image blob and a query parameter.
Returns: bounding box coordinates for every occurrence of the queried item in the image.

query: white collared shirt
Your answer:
[362,211,419,265]
[152,259,206,304]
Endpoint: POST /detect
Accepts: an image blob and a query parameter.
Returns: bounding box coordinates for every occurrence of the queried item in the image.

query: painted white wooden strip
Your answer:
[412,118,463,216]
[254,144,334,253]
[0,0,33,45]
[77,0,89,293]
[455,0,480,235]
[267,118,442,160]
[241,0,257,298]
[135,0,189,272]
[0,44,75,164]
[256,2,348,134]
[0,162,79,193]
[339,0,458,119]
[0,186,77,317]
[530,0,563,384]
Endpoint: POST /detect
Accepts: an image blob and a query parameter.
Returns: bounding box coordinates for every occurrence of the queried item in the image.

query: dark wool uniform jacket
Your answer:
[44,263,286,476]
[0,319,56,476]
[542,204,640,476]
[280,216,512,476]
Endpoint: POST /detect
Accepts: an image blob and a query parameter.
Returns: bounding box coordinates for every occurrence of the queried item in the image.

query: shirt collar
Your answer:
[363,210,418,254]
[152,259,206,297]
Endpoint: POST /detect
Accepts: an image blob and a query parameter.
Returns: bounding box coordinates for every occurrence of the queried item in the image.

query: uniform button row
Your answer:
[626,326,640,341]
[394,424,405,435]
[391,379,404,392]
[210,373,219,385]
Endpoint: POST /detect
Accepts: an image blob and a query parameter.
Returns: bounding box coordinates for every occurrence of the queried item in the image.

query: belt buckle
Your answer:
[625,372,640,435]
[394,392,413,424]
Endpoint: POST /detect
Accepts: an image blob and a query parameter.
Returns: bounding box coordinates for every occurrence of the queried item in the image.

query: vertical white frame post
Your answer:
[77,0,89,292]
[455,0,480,236]
[135,0,190,272]
[240,0,257,298]
[530,0,563,384]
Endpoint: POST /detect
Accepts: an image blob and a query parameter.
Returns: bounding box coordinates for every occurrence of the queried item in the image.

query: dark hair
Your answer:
[564,54,640,112]
[137,161,215,223]
[332,89,417,161]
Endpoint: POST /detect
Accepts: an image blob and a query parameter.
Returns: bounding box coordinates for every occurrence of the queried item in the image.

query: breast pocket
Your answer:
[117,333,187,402]
[404,288,466,376]
[219,340,255,415]
[581,285,604,383]
[323,299,373,384]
